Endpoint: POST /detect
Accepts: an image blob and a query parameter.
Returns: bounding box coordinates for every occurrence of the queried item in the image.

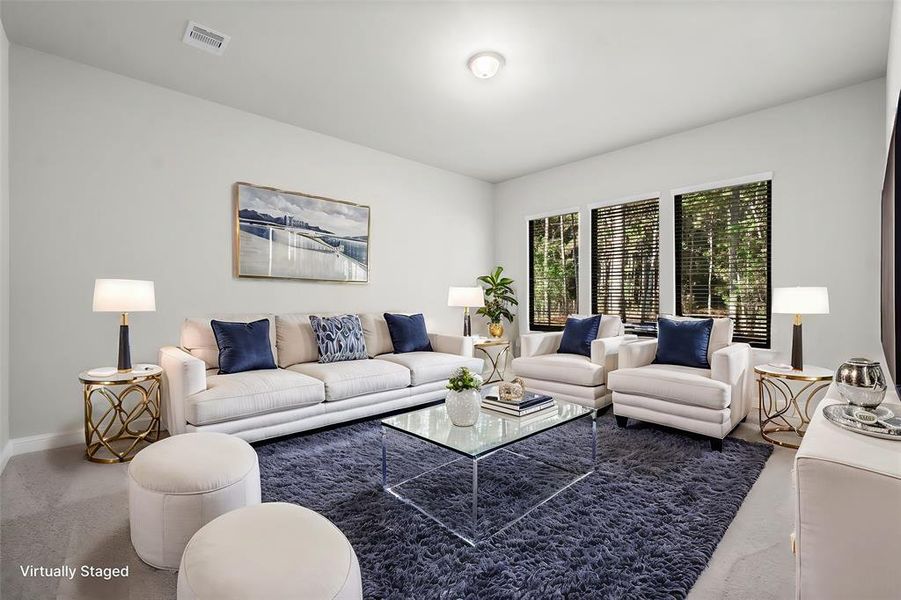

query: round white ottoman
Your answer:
[128,432,261,570]
[177,502,362,600]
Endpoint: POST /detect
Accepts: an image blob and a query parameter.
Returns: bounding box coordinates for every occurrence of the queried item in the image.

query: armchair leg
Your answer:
[615,415,628,428]
[710,438,723,452]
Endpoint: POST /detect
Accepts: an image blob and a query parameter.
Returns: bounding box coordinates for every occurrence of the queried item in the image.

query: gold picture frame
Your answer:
[233,182,371,283]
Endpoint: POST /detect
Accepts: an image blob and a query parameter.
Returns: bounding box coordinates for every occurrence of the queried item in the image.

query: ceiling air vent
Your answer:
[182,21,230,56]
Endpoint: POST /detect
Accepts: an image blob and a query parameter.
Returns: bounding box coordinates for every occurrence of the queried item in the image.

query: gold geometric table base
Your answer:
[756,366,832,450]
[474,341,511,385]
[81,372,161,463]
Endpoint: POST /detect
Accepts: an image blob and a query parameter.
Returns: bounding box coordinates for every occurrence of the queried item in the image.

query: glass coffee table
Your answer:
[380,399,596,545]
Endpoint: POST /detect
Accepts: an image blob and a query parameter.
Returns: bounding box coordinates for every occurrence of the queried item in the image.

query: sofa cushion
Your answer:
[185,369,325,426]
[288,359,411,401]
[511,353,605,387]
[607,364,730,410]
[309,315,369,363]
[182,314,277,370]
[384,313,432,353]
[275,313,321,368]
[376,352,483,386]
[358,313,394,357]
[211,319,277,374]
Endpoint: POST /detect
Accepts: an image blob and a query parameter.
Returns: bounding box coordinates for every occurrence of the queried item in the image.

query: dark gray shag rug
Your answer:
[255,410,772,599]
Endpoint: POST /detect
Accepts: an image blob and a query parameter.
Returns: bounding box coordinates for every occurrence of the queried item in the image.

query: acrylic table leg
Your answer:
[381,427,387,489]
[591,412,597,465]
[472,458,479,543]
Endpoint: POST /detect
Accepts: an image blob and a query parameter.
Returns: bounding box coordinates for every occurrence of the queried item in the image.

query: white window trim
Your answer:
[586,192,660,211]
[524,209,581,332]
[670,172,774,197]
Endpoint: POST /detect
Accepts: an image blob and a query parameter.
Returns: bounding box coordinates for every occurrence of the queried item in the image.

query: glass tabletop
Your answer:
[381,399,593,458]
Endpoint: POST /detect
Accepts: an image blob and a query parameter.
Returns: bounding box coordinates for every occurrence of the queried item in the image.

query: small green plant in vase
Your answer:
[445,367,483,427]
[476,266,518,338]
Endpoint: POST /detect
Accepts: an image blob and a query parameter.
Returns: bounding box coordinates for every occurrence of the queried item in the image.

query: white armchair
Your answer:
[510,316,628,409]
[607,317,753,451]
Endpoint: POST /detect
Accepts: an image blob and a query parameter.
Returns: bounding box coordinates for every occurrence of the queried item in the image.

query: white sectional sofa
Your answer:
[159,313,483,442]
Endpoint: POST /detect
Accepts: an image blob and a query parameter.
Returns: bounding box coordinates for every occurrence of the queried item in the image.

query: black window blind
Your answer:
[591,198,660,335]
[529,212,579,330]
[674,179,772,348]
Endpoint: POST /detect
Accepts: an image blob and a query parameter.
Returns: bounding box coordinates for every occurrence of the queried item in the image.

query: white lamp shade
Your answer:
[772,287,829,315]
[447,286,485,308]
[93,279,156,312]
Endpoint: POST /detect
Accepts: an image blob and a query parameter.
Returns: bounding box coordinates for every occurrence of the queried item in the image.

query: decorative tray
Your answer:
[822,404,901,441]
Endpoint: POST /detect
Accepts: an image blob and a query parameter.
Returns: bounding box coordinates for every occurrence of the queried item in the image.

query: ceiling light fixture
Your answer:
[467,51,505,79]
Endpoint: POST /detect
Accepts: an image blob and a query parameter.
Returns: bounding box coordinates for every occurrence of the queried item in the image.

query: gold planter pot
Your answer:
[488,323,504,338]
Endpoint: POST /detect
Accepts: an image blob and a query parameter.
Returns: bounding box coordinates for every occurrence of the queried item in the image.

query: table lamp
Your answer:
[772,286,829,370]
[447,286,485,337]
[93,279,156,372]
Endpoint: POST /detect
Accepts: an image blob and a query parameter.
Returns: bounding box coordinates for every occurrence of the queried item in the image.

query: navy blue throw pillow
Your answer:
[384,313,433,353]
[557,315,602,357]
[654,317,714,369]
[211,319,276,374]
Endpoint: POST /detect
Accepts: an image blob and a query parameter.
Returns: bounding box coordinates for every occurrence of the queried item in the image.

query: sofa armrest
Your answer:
[590,335,628,375]
[159,346,207,435]
[618,339,657,369]
[711,342,753,422]
[428,333,474,358]
[520,331,563,357]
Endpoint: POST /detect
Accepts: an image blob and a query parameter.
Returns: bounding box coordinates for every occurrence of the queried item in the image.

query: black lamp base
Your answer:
[462,309,471,337]
[118,323,132,372]
[790,322,803,371]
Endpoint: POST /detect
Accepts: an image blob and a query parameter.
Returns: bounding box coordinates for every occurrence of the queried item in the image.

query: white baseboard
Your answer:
[10,428,84,457]
[2,417,162,471]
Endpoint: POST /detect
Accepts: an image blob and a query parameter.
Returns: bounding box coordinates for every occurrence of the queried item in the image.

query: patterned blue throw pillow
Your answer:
[309,314,369,363]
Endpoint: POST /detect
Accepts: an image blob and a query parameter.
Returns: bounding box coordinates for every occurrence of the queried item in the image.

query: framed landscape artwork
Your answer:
[234,182,370,283]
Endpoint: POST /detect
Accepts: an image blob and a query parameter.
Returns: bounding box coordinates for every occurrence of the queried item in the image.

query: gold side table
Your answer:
[755,364,833,449]
[79,364,162,463]
[474,339,511,384]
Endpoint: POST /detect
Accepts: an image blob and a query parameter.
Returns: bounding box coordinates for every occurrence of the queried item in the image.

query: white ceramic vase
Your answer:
[446,389,481,427]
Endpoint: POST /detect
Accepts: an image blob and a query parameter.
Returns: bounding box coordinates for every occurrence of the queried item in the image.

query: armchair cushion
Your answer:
[558,315,601,357]
[608,364,730,410]
[661,315,733,364]
[520,332,563,357]
[654,317,713,369]
[511,353,605,387]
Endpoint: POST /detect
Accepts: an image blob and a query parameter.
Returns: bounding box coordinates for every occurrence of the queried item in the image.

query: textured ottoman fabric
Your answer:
[128,432,261,570]
[177,502,363,600]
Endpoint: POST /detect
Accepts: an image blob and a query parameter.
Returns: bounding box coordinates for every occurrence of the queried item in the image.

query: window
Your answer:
[674,179,772,347]
[529,212,579,330]
[591,198,659,335]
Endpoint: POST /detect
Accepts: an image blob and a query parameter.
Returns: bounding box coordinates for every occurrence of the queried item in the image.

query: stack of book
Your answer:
[482,390,555,418]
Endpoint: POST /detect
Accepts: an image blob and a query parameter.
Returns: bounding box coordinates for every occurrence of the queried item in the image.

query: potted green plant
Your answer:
[445,367,483,426]
[476,266,518,338]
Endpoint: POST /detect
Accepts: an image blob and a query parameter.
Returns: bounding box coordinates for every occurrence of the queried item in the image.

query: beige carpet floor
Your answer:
[0,418,794,600]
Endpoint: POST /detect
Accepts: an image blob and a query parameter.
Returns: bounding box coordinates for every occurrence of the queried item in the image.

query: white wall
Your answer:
[888,0,901,146]
[494,80,886,371]
[0,22,9,467]
[9,47,494,440]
